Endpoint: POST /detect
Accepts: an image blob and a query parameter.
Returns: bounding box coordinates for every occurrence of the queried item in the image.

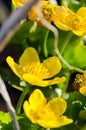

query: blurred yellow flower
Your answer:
[53,5,86,36]
[23,89,73,128]
[6,47,65,87]
[73,70,86,96]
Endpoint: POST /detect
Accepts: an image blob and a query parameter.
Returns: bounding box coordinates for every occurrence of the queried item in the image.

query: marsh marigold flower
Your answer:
[28,1,56,23]
[73,70,86,96]
[23,89,73,128]
[12,0,86,36]
[6,47,65,87]
[53,5,86,36]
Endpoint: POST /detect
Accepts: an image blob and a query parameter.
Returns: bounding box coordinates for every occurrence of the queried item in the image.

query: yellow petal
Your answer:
[23,101,39,123]
[79,86,86,96]
[46,77,66,86]
[43,56,62,78]
[28,6,38,22]
[29,89,46,109]
[54,21,71,31]
[19,47,40,68]
[53,5,72,31]
[37,98,67,121]
[37,116,73,128]
[6,56,23,79]
[72,30,86,36]
[22,73,48,86]
[22,73,65,87]
[47,97,67,116]
[77,7,86,18]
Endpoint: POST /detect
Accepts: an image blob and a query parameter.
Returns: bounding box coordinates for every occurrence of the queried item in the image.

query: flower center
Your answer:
[23,62,49,79]
[42,1,56,22]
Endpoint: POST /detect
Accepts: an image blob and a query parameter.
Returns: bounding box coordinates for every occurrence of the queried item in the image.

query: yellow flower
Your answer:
[73,70,86,96]
[6,47,65,87]
[53,5,86,36]
[28,1,56,23]
[23,89,73,128]
[12,0,86,36]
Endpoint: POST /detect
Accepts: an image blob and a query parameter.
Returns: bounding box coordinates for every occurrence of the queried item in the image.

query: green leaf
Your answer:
[73,41,86,69]
[66,91,86,117]
[0,111,11,124]
[79,110,86,120]
[62,36,86,69]
[51,123,73,130]
[71,101,82,121]
[9,21,34,44]
[18,114,43,130]
[0,67,24,91]
[0,113,43,130]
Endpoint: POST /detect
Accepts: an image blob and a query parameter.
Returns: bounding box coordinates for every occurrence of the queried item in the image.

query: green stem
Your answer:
[16,84,31,114]
[43,30,49,57]
[60,32,73,54]
[59,71,71,95]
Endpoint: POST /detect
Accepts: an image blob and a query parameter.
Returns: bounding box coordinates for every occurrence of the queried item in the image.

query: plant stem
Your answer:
[60,32,73,54]
[16,84,31,114]
[43,30,49,57]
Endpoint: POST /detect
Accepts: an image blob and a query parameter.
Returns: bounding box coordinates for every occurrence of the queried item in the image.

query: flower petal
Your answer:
[6,56,23,79]
[45,77,66,86]
[43,56,62,78]
[47,97,67,116]
[72,30,86,36]
[79,86,86,96]
[28,6,38,22]
[19,47,40,68]
[22,73,48,86]
[23,101,39,123]
[37,116,73,128]
[23,73,65,87]
[77,7,86,18]
[29,89,46,109]
[53,5,73,31]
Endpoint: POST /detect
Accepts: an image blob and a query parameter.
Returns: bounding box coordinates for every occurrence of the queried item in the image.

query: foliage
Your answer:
[0,0,86,130]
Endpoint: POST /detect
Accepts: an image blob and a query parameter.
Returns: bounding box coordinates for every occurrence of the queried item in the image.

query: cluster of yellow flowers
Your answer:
[7,0,86,128]
[6,47,73,128]
[12,0,86,36]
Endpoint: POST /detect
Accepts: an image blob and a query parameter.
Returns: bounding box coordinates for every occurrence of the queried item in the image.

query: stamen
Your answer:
[23,62,49,79]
